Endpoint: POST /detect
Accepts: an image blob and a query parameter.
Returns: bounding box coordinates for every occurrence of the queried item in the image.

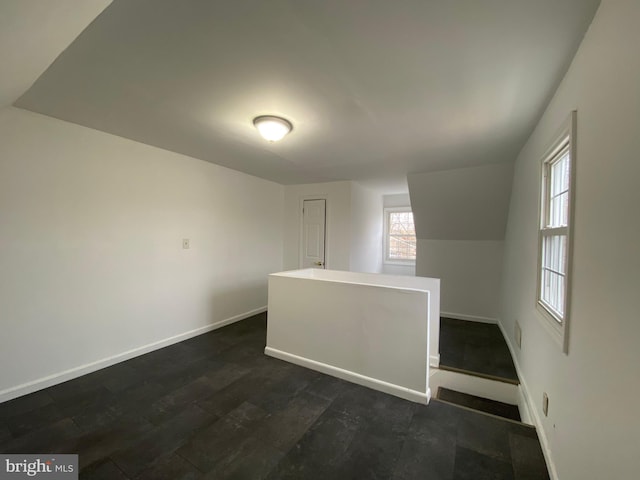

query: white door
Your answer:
[302,199,326,269]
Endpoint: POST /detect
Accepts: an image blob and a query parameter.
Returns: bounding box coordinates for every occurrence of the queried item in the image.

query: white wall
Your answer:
[408,164,513,320]
[0,107,284,400]
[349,183,383,273]
[383,193,411,209]
[382,193,416,276]
[417,240,503,321]
[282,181,352,271]
[282,181,385,273]
[500,1,640,478]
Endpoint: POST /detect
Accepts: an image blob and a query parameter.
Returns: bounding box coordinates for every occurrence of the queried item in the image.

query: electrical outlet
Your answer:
[182,239,190,249]
[542,392,549,416]
[515,321,522,349]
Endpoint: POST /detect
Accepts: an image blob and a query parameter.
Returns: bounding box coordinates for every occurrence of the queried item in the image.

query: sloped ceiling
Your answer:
[0,0,111,109]
[408,164,514,240]
[15,0,600,186]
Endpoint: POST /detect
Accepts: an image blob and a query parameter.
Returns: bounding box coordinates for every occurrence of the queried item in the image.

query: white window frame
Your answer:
[383,207,416,265]
[536,111,577,354]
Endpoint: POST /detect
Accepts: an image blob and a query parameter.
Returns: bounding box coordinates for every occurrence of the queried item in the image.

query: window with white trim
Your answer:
[384,207,416,264]
[537,111,576,353]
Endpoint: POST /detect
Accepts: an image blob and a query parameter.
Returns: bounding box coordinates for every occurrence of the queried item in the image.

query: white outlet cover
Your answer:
[182,239,190,249]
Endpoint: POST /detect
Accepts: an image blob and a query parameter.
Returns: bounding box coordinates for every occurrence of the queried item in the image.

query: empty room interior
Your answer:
[1,1,639,479]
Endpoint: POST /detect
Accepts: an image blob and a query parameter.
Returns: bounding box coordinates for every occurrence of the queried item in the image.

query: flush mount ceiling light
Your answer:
[253,115,293,142]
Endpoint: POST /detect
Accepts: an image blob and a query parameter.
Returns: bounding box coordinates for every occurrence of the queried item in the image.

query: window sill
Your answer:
[383,260,416,266]
[535,301,569,354]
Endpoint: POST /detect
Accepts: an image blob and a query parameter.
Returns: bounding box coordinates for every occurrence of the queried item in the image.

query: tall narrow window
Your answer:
[384,207,416,264]
[537,111,576,353]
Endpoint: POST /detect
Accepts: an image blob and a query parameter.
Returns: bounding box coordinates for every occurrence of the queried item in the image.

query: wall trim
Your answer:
[429,354,440,368]
[265,346,430,405]
[441,311,498,324]
[429,367,520,405]
[0,306,267,404]
[497,321,558,480]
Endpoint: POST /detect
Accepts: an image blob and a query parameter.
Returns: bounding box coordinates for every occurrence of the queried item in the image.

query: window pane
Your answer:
[541,234,567,320]
[387,211,416,260]
[537,117,574,340]
[547,151,570,228]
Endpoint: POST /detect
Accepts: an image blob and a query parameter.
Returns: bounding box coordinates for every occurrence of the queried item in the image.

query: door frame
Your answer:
[298,195,328,269]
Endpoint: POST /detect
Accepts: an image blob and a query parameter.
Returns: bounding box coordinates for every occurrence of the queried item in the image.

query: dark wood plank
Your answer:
[440,317,519,383]
[0,313,548,480]
[438,387,521,422]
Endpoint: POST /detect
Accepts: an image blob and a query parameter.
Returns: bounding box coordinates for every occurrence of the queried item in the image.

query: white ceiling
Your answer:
[14,0,600,187]
[0,0,111,109]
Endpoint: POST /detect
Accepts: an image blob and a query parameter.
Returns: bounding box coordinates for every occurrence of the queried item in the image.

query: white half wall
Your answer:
[267,269,438,403]
[500,1,640,478]
[0,107,284,400]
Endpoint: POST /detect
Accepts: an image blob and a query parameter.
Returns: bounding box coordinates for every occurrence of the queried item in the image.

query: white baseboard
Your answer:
[497,321,558,480]
[0,306,267,404]
[440,311,498,324]
[264,346,430,405]
[429,354,440,368]
[429,367,520,405]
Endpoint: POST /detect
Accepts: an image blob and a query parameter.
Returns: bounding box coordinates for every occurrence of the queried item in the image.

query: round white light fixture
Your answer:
[253,115,292,142]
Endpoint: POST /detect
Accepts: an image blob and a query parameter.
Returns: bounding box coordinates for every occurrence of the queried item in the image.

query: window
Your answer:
[537,111,576,353]
[384,207,416,264]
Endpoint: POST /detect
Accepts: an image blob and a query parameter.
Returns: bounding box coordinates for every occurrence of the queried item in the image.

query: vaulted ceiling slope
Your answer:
[0,0,111,109]
[15,0,600,186]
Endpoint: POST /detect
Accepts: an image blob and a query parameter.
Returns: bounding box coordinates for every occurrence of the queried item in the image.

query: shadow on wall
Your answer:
[408,164,513,321]
[208,281,268,323]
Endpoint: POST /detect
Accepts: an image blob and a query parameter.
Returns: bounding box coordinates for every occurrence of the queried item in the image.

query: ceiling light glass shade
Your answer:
[253,115,292,142]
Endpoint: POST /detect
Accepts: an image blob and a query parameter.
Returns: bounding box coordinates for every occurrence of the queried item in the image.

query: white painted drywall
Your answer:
[267,269,435,402]
[383,193,411,209]
[500,1,640,478]
[11,1,601,185]
[383,263,416,277]
[282,181,352,271]
[275,268,441,369]
[282,181,384,273]
[0,107,284,399]
[409,164,512,320]
[0,0,112,108]
[349,183,383,273]
[417,240,503,321]
[408,163,513,242]
[382,193,416,276]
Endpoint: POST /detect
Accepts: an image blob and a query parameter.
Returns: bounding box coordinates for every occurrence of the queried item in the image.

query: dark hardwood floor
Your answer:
[0,313,548,479]
[437,387,522,422]
[439,317,519,383]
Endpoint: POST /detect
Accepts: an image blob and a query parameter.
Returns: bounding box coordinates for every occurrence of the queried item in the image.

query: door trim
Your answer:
[299,195,328,269]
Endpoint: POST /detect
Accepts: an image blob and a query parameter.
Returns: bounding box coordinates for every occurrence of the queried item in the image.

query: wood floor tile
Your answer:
[0,313,548,479]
